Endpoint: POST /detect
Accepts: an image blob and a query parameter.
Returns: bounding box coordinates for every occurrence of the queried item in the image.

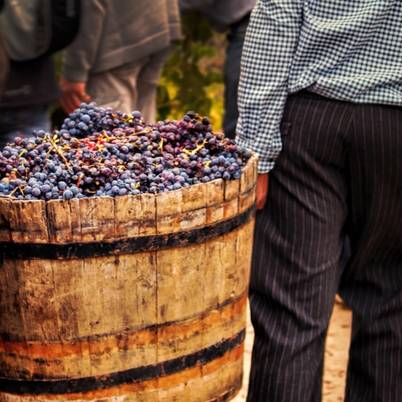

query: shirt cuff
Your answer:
[257,158,275,174]
[235,137,277,174]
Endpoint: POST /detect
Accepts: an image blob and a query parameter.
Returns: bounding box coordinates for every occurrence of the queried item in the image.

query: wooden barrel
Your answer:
[0,155,257,402]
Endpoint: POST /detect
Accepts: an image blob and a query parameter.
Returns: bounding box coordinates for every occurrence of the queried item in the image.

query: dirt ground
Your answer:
[233,299,352,402]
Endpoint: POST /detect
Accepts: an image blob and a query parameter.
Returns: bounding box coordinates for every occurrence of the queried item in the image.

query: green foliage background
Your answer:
[157,14,226,129]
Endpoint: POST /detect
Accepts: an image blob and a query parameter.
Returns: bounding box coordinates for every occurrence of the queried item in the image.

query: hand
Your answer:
[59,78,91,114]
[256,173,269,210]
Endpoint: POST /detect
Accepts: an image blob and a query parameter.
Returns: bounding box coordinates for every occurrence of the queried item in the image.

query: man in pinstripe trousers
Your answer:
[236,1,402,401]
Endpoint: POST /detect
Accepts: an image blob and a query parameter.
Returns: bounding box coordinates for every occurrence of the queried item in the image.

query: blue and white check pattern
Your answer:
[237,0,402,172]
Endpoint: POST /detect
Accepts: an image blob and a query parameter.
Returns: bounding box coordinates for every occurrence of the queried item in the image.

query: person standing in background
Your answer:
[0,0,8,99]
[60,0,181,122]
[0,33,7,98]
[0,58,58,147]
[238,0,402,401]
[180,0,255,139]
[0,0,80,146]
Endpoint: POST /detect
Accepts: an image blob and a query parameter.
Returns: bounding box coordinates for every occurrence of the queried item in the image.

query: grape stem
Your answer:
[183,139,207,156]
[48,135,72,171]
[136,128,152,136]
[9,184,25,197]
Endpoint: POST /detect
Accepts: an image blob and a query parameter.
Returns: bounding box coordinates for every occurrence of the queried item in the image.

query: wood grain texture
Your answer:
[0,155,257,401]
[9,200,48,243]
[0,295,246,379]
[0,198,11,242]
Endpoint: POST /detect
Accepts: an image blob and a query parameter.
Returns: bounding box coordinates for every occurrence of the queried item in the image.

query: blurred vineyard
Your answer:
[157,14,226,130]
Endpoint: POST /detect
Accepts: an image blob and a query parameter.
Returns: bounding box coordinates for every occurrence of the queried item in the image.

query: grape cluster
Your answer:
[0,104,251,200]
[61,102,143,138]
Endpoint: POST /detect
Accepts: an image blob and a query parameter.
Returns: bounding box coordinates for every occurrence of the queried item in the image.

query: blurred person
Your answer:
[180,0,255,139]
[0,58,58,147]
[0,0,8,98]
[0,34,8,98]
[60,0,181,122]
[0,0,80,146]
[237,0,402,401]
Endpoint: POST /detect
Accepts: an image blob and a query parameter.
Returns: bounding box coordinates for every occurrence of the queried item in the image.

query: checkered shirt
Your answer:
[236,0,402,173]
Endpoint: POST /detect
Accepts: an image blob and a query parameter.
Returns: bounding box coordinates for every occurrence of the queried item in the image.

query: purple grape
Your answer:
[40,184,51,194]
[0,103,251,200]
[31,187,41,197]
[63,190,73,200]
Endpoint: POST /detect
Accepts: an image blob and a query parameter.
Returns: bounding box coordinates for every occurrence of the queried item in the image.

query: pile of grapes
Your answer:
[0,103,251,201]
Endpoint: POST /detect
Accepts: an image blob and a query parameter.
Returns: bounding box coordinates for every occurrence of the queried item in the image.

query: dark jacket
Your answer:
[0,57,58,108]
[0,0,8,98]
[180,0,255,31]
[0,34,8,99]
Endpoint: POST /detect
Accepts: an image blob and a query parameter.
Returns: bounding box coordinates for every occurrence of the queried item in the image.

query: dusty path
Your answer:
[233,300,352,402]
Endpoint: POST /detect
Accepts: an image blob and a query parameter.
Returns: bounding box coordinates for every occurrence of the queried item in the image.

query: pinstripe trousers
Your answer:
[247,91,402,402]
